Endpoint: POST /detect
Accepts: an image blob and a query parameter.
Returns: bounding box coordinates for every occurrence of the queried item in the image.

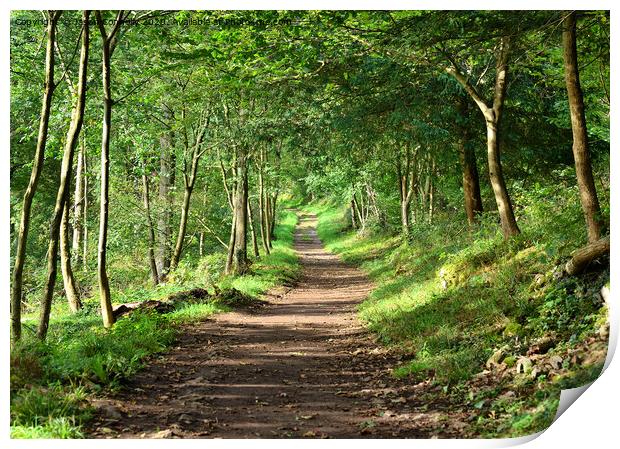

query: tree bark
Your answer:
[232,146,249,274]
[225,212,237,274]
[446,36,519,238]
[71,137,85,264]
[82,136,89,270]
[142,172,159,285]
[95,11,122,329]
[60,199,82,312]
[268,191,278,243]
[248,200,260,258]
[565,235,609,275]
[562,11,603,243]
[11,11,61,342]
[38,11,89,339]
[156,131,174,276]
[457,99,483,226]
[257,148,270,254]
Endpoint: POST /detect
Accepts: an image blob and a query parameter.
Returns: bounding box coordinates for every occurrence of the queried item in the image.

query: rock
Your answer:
[152,429,174,438]
[486,346,509,369]
[515,357,533,374]
[527,336,556,355]
[548,355,563,370]
[503,356,517,368]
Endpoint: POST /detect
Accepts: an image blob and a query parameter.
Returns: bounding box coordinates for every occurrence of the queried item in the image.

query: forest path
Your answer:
[87,213,456,438]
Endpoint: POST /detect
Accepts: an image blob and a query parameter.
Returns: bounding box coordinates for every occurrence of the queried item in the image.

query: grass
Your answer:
[10,209,300,439]
[305,187,608,437]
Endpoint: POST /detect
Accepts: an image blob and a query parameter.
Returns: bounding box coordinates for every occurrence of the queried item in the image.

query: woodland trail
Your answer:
[87,213,461,438]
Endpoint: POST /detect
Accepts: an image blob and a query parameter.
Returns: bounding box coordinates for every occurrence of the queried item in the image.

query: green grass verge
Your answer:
[10,210,300,439]
[305,198,607,437]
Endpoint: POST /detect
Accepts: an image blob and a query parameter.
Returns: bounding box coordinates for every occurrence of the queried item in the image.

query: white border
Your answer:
[2,1,617,447]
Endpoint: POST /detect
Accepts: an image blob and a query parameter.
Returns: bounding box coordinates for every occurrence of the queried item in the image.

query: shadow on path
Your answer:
[87,213,458,438]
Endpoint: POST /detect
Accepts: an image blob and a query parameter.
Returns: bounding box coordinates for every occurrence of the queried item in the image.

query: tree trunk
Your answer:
[60,199,81,312]
[82,134,88,270]
[142,172,159,285]
[457,99,483,226]
[11,11,61,342]
[562,11,603,243]
[269,192,278,243]
[95,11,120,329]
[232,147,249,274]
[486,118,519,238]
[199,193,206,257]
[156,131,174,277]
[350,199,357,229]
[170,184,193,270]
[352,193,364,231]
[248,201,260,258]
[428,161,435,224]
[38,11,88,340]
[565,235,609,275]
[169,113,208,270]
[257,152,270,254]
[225,212,237,274]
[71,137,85,264]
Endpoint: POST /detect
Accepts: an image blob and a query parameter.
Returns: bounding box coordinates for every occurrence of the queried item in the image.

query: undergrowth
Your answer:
[307,180,608,437]
[10,210,299,439]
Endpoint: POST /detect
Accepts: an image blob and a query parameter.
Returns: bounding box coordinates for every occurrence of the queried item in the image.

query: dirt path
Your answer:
[87,213,457,438]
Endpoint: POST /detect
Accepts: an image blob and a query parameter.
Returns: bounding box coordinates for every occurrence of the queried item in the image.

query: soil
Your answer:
[86,213,464,438]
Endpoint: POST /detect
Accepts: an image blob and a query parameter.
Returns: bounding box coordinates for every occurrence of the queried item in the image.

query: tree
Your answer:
[38,11,89,340]
[169,110,210,270]
[11,11,62,342]
[562,11,603,243]
[95,10,127,329]
[445,36,520,238]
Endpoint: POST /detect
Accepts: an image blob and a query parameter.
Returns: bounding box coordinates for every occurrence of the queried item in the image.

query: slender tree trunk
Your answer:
[486,118,519,238]
[233,147,249,274]
[457,98,483,226]
[142,173,159,285]
[257,153,270,254]
[199,194,206,257]
[82,139,88,270]
[225,212,237,275]
[60,199,81,312]
[156,132,174,277]
[352,193,364,231]
[95,11,120,329]
[562,11,603,243]
[268,192,278,243]
[459,133,484,226]
[71,137,85,264]
[37,11,89,340]
[11,11,61,342]
[170,184,193,270]
[169,114,208,270]
[248,200,260,258]
[350,199,357,229]
[428,159,435,224]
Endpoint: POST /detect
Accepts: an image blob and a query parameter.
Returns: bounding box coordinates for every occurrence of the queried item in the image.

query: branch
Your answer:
[444,57,491,119]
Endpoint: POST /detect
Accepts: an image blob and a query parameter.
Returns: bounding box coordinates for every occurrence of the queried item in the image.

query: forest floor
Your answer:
[86,213,468,438]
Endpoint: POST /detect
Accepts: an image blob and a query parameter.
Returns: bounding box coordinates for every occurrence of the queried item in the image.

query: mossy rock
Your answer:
[504,356,517,368]
[503,321,523,338]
